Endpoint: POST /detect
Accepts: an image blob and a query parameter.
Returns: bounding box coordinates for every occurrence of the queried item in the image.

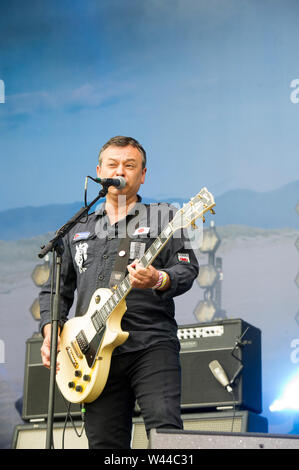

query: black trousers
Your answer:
[84,341,183,449]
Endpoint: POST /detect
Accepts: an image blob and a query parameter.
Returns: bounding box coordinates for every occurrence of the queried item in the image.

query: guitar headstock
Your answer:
[171,187,215,231]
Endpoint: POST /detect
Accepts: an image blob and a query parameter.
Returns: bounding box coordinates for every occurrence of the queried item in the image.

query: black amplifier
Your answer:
[178,318,262,413]
[22,334,81,421]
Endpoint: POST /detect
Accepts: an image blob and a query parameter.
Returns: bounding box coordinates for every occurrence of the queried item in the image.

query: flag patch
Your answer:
[73,232,90,241]
[133,227,150,236]
[178,253,190,263]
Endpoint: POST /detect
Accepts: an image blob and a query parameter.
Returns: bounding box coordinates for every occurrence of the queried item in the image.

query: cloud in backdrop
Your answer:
[0,0,298,211]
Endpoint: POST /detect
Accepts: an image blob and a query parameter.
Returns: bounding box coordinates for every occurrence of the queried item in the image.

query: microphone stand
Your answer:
[38,186,108,449]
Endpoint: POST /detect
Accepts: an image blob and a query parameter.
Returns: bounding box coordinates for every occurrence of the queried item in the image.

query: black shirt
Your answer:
[39,197,199,354]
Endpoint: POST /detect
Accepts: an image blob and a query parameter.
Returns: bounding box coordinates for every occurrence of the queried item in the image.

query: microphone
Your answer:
[209,360,233,393]
[95,176,126,189]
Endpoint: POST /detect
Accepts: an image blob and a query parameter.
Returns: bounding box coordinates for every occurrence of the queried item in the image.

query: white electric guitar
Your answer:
[56,188,215,403]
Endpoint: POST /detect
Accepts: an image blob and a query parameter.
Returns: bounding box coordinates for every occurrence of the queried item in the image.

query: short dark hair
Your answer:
[98,136,147,169]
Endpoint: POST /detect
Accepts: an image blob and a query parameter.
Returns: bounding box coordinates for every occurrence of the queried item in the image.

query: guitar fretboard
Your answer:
[91,221,175,332]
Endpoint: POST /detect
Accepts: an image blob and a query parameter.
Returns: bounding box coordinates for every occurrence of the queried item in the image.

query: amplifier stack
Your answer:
[178,318,262,413]
[14,318,267,449]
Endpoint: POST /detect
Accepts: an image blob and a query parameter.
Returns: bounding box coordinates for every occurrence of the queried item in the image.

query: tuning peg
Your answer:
[210,208,215,214]
[202,216,206,223]
[191,221,198,229]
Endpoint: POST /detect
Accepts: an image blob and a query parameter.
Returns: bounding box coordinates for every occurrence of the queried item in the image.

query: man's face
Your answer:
[97,145,146,200]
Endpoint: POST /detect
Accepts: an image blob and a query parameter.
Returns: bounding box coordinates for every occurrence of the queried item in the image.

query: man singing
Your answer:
[40,136,199,449]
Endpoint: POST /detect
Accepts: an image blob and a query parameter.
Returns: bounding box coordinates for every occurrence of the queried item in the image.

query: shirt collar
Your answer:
[95,194,143,218]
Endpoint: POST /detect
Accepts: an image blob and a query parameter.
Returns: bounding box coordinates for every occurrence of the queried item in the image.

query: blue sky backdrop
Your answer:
[0,0,298,211]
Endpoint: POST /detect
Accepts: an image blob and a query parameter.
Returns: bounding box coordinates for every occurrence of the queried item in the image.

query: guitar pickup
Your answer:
[71,340,83,359]
[76,330,90,355]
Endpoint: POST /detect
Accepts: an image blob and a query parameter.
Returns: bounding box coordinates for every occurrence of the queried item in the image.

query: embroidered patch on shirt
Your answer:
[130,241,146,260]
[73,232,90,241]
[178,253,190,263]
[75,242,88,273]
[133,227,150,236]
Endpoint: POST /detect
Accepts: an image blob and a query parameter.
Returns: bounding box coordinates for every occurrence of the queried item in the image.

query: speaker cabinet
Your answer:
[131,410,268,449]
[13,411,268,449]
[12,421,88,449]
[149,429,299,449]
[22,334,81,421]
[178,319,262,413]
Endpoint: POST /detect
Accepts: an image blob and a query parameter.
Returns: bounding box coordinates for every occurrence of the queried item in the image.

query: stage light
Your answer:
[199,221,221,254]
[31,255,50,287]
[29,255,50,322]
[270,371,299,412]
[30,298,40,321]
[194,299,217,323]
[193,221,226,323]
[197,264,218,289]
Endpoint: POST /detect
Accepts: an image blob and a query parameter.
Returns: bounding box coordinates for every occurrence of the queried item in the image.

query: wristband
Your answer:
[153,270,163,289]
[153,270,168,290]
[158,271,168,290]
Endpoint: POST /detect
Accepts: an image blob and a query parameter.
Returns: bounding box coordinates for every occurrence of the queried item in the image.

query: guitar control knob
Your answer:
[74,370,82,377]
[83,374,91,382]
[68,381,75,389]
[75,385,83,392]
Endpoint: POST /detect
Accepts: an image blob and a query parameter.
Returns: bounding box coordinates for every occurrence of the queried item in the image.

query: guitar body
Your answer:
[56,288,128,404]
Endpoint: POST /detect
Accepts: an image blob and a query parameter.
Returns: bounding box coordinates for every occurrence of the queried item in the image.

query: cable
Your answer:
[231,326,250,362]
[228,389,236,433]
[227,327,252,433]
[84,175,101,208]
[61,395,86,449]
[81,175,105,223]
[62,401,71,449]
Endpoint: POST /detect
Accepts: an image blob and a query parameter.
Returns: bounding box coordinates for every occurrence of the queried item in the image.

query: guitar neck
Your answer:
[91,221,176,331]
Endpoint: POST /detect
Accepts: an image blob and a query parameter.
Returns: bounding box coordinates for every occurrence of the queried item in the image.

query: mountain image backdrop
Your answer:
[0,181,298,241]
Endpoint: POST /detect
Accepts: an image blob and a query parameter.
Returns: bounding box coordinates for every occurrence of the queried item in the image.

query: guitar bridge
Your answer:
[66,346,78,369]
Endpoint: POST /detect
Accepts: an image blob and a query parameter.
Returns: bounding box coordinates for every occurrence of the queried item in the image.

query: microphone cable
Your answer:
[228,326,250,433]
[84,176,99,208]
[228,388,236,433]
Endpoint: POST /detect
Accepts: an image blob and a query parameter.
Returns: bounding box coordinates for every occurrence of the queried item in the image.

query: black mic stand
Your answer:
[38,186,108,449]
